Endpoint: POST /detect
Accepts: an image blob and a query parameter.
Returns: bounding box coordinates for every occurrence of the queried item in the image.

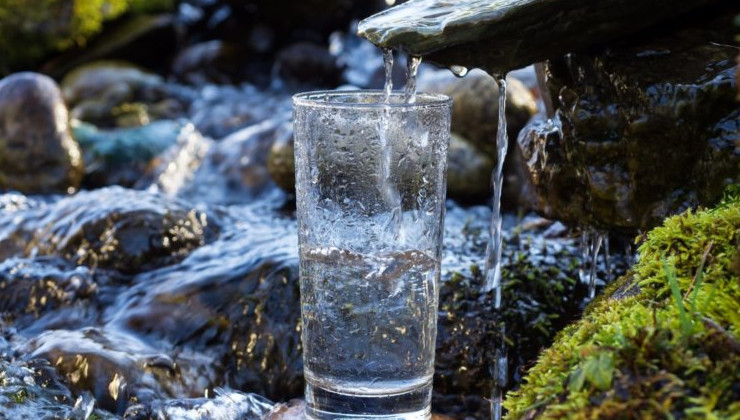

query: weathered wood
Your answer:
[357,0,726,74]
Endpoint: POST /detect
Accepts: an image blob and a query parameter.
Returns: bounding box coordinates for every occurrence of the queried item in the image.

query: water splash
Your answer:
[382,48,394,102]
[490,324,507,420]
[483,77,508,309]
[403,55,422,103]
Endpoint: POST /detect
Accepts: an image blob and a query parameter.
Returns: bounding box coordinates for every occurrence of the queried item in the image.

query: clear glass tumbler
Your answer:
[293,90,451,420]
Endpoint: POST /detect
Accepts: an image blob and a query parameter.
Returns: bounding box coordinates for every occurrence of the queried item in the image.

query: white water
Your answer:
[578,230,609,299]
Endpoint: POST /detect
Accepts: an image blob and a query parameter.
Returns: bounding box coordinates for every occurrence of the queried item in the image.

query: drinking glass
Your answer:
[293,90,451,420]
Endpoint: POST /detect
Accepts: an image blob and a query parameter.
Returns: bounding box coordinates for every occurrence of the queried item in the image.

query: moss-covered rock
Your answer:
[0,0,174,73]
[504,194,740,418]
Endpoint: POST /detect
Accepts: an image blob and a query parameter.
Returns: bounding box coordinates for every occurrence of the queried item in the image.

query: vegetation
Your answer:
[504,193,740,419]
[0,0,174,72]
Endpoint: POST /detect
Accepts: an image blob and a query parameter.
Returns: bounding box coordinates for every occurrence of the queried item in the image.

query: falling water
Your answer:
[379,49,402,239]
[490,323,508,420]
[483,77,508,309]
[382,48,394,102]
[578,230,608,299]
[403,55,422,103]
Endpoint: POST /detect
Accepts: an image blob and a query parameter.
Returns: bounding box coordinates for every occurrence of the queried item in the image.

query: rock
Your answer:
[274,43,344,88]
[172,40,248,85]
[0,353,116,419]
[71,119,189,188]
[357,0,721,75]
[26,328,210,415]
[0,257,97,327]
[61,61,185,128]
[28,187,220,274]
[446,133,494,203]
[267,127,296,193]
[505,194,740,418]
[0,72,84,193]
[519,6,740,232]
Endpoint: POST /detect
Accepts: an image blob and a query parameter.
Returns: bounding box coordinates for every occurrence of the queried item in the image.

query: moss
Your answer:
[504,195,740,419]
[0,0,174,72]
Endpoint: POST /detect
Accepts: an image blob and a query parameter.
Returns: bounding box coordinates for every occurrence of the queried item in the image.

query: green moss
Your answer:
[504,196,740,419]
[0,0,174,72]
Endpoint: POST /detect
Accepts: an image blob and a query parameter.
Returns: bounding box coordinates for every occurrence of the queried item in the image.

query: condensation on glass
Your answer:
[293,90,451,420]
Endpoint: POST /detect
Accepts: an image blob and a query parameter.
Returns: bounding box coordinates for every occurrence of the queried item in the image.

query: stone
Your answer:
[27,187,220,274]
[518,5,740,232]
[263,399,456,420]
[61,60,185,128]
[71,119,189,188]
[0,72,84,193]
[267,127,296,193]
[446,133,494,203]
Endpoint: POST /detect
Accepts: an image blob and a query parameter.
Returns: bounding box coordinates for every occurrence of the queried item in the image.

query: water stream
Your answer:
[483,77,508,310]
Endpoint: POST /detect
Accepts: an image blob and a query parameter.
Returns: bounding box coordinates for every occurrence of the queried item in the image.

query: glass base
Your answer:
[304,380,432,420]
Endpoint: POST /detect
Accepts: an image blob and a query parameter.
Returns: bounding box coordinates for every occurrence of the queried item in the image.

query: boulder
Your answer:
[0,72,84,193]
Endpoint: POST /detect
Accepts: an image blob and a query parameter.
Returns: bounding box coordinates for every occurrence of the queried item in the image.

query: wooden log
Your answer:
[357,0,726,74]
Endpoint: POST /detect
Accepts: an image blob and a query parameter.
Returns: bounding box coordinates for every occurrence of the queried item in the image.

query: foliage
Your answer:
[0,0,174,72]
[504,194,740,419]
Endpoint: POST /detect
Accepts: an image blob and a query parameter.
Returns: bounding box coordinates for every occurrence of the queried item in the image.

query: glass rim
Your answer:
[292,89,452,109]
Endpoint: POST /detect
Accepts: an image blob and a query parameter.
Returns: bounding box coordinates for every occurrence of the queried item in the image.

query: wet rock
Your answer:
[0,354,116,419]
[274,43,344,88]
[61,61,186,128]
[267,130,296,193]
[264,399,456,420]
[107,206,303,402]
[357,0,718,76]
[172,40,248,85]
[26,327,212,415]
[0,257,97,327]
[520,6,740,232]
[28,187,220,274]
[446,133,495,203]
[0,72,84,194]
[181,120,292,205]
[71,119,190,188]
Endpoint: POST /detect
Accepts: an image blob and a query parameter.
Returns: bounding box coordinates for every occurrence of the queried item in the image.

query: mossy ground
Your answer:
[0,0,174,72]
[504,193,740,419]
